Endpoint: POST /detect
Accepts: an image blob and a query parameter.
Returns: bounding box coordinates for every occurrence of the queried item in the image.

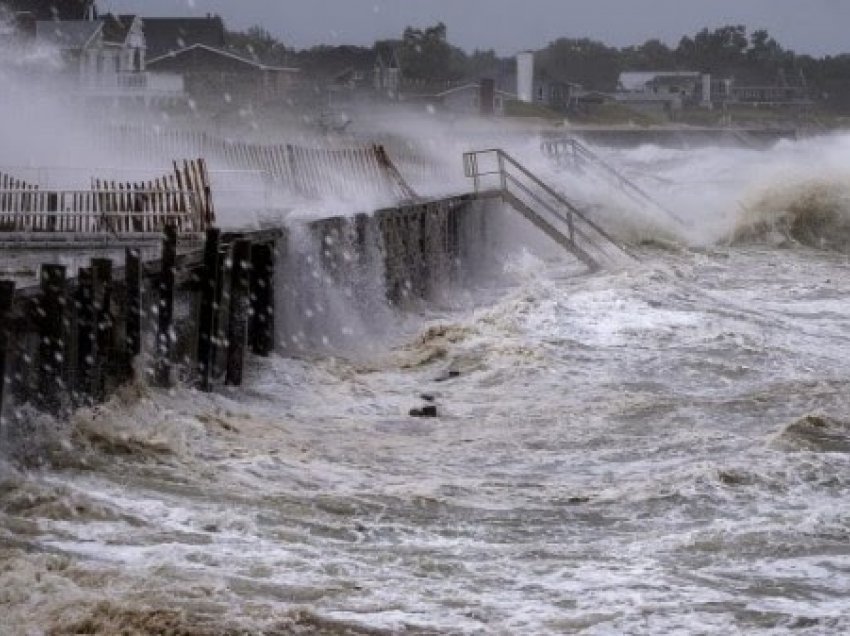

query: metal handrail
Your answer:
[465,149,632,258]
[542,137,687,225]
[463,148,636,266]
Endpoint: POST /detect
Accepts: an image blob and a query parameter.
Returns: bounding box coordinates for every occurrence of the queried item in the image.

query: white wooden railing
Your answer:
[0,189,203,234]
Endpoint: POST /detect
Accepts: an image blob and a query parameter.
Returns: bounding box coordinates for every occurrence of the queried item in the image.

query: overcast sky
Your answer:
[100,0,850,57]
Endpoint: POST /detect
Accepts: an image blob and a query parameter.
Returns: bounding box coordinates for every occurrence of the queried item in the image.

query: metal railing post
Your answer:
[497,151,507,194]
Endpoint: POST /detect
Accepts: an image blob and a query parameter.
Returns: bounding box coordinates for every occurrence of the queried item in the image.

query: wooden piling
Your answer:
[38,264,67,414]
[124,248,142,378]
[76,267,96,402]
[0,280,14,420]
[225,239,252,386]
[155,225,177,387]
[197,227,220,391]
[249,242,274,357]
[92,258,113,400]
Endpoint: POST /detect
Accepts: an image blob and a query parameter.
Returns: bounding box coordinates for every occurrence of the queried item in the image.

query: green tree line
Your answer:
[227,23,850,108]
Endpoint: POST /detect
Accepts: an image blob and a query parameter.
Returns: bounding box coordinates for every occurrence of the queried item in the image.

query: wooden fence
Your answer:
[105,125,423,201]
[0,159,214,235]
[0,170,39,227]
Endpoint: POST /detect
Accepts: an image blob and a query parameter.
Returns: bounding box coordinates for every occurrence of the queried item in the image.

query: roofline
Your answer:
[36,20,104,49]
[432,83,517,99]
[103,14,141,46]
[146,43,299,72]
[83,22,103,49]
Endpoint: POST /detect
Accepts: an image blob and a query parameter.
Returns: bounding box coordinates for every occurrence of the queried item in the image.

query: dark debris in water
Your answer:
[774,414,850,453]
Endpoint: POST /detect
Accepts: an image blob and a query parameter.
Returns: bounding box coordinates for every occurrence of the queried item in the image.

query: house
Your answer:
[615,71,707,118]
[32,14,182,104]
[146,43,298,106]
[428,81,515,116]
[320,47,404,109]
[142,15,226,60]
[373,49,400,99]
[35,14,144,79]
[727,71,811,107]
[532,72,582,111]
[618,71,702,97]
[514,52,583,113]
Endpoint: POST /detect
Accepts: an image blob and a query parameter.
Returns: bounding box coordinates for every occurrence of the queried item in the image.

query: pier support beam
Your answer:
[76,267,95,402]
[124,248,142,379]
[249,243,275,357]
[155,225,177,387]
[38,264,67,414]
[92,258,113,400]
[0,281,15,422]
[226,239,252,386]
[197,227,220,391]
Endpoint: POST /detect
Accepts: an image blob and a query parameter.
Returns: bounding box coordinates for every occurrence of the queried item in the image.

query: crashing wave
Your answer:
[731,179,850,250]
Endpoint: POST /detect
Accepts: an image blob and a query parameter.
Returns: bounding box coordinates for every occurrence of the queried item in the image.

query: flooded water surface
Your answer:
[3,137,850,634]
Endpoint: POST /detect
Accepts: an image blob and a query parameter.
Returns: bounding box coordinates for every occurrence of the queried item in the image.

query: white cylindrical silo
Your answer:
[517,51,534,103]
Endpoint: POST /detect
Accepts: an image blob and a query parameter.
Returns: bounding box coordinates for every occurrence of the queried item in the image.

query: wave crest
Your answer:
[732,178,850,249]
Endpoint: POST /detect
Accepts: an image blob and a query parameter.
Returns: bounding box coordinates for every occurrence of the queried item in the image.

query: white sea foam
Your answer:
[4,108,850,633]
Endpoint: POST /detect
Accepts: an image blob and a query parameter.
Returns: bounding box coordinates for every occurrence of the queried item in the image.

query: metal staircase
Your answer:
[541,136,688,226]
[463,149,634,271]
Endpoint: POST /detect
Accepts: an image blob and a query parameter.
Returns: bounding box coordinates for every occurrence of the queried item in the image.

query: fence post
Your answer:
[226,239,252,386]
[46,192,58,232]
[125,248,142,379]
[249,242,275,356]
[38,264,67,414]
[155,225,177,387]
[197,227,220,391]
[0,280,15,423]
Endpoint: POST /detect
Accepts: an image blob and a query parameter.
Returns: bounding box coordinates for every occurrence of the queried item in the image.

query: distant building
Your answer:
[616,71,708,117]
[141,15,226,61]
[532,72,582,111]
[374,49,400,99]
[618,71,702,97]
[30,13,182,105]
[728,70,811,107]
[513,52,583,113]
[146,43,298,106]
[430,80,517,117]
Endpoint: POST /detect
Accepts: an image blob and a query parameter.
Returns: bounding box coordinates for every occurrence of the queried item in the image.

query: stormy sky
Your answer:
[100,0,849,56]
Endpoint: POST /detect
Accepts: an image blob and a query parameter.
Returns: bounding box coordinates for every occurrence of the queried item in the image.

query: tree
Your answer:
[536,38,621,90]
[397,22,466,80]
[226,25,288,66]
[675,25,748,71]
[621,39,675,70]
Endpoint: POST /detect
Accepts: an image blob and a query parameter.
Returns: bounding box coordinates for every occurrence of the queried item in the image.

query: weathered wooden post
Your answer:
[226,239,252,386]
[124,248,142,379]
[224,239,251,386]
[354,213,370,265]
[76,267,96,402]
[249,242,275,356]
[38,264,67,414]
[0,280,15,421]
[92,258,113,400]
[197,227,220,391]
[155,225,177,387]
[212,242,230,378]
